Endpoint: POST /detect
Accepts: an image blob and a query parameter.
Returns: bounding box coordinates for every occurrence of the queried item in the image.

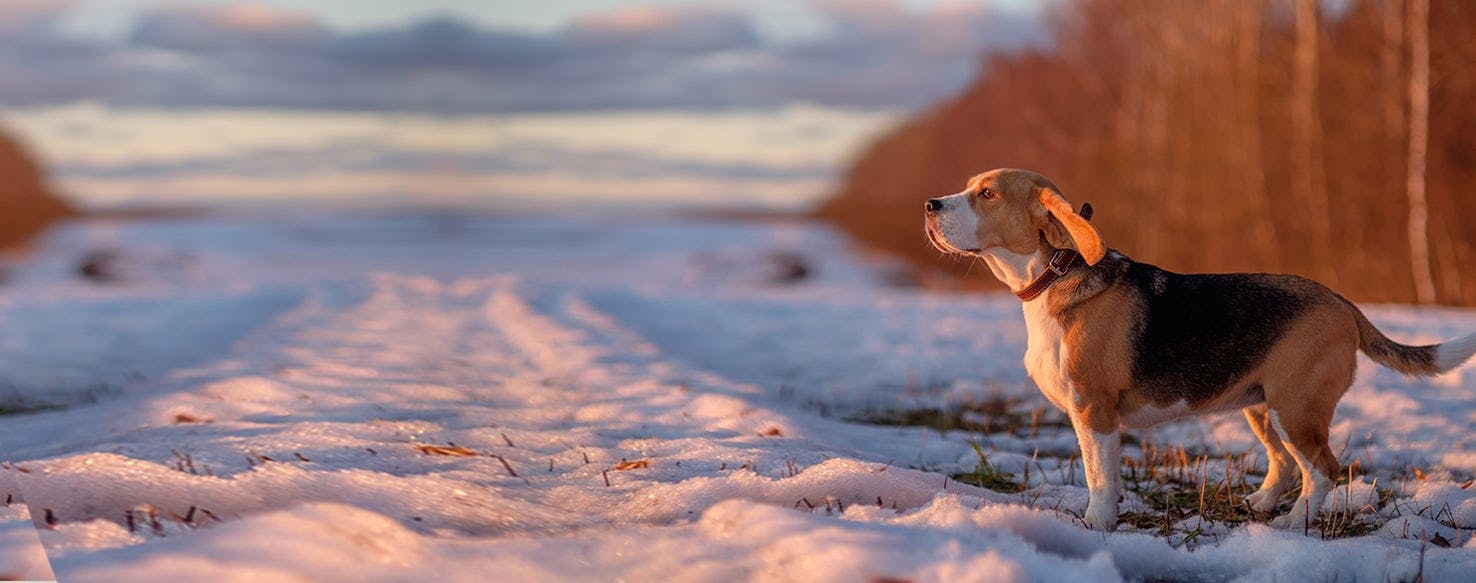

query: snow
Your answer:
[0,474,56,581]
[2,210,1475,581]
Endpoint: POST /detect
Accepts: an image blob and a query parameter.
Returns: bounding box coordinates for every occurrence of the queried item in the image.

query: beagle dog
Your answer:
[923,168,1476,531]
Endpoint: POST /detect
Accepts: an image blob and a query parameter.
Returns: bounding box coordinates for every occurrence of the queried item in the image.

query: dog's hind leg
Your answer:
[1263,357,1354,529]
[1265,405,1341,529]
[1243,404,1295,514]
[1259,304,1359,529]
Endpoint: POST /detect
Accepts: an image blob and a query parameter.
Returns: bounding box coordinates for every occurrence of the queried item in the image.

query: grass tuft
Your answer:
[849,401,1406,542]
[847,396,1073,438]
[951,439,1025,493]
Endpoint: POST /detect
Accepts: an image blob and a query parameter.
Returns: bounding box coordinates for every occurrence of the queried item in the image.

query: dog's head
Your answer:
[923,168,1104,265]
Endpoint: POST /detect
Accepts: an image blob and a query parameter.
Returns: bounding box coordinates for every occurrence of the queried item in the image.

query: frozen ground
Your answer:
[2,211,1476,582]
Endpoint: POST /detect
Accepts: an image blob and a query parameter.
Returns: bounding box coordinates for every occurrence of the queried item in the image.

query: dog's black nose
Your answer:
[925,198,943,213]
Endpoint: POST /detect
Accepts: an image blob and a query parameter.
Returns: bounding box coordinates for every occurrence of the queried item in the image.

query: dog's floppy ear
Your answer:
[1038,187,1105,265]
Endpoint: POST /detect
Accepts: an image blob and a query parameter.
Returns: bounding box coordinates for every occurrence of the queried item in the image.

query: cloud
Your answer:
[6,103,897,209]
[330,18,559,67]
[0,1,1042,113]
[563,6,761,55]
[130,5,326,52]
[0,3,1039,209]
[0,1,77,36]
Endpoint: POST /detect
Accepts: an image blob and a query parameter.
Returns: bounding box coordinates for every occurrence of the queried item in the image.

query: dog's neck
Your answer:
[980,247,1052,295]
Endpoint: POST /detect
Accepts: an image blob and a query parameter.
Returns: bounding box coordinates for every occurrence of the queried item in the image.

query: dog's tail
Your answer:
[1348,302,1476,376]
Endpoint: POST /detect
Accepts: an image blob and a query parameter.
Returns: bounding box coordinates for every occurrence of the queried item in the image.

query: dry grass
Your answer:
[0,384,115,416]
[415,444,478,457]
[847,396,1073,440]
[853,399,1400,542]
[1119,440,1386,540]
[173,412,210,424]
[952,440,1025,493]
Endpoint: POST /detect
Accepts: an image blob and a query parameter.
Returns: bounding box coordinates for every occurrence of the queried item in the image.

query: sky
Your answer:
[0,0,1046,210]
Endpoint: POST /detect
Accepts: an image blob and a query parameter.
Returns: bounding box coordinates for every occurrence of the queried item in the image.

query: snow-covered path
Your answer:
[3,213,1476,581]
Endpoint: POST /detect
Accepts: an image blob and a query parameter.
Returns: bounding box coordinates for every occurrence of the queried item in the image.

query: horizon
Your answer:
[0,0,1047,211]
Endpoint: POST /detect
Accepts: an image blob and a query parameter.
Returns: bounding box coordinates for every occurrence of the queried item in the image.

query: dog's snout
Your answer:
[925,198,943,213]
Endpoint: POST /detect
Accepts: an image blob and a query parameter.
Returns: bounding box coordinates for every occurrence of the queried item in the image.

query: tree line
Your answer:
[820,0,1475,306]
[0,129,72,249]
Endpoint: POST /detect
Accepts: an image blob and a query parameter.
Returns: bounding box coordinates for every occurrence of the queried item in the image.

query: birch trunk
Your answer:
[1407,0,1436,304]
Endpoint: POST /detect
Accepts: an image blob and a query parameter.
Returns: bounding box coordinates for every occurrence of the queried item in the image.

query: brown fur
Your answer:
[1243,404,1296,498]
[926,168,1476,528]
[1256,302,1359,480]
[962,169,1104,261]
[1055,281,1136,434]
[1039,234,1359,477]
[1344,299,1441,375]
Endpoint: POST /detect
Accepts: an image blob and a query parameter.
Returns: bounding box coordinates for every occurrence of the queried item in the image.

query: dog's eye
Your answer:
[978,187,997,200]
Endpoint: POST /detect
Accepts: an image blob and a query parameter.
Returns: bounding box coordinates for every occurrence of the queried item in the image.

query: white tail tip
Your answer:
[1436,332,1476,373]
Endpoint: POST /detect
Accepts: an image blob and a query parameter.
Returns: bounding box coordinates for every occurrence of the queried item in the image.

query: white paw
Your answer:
[1082,503,1118,531]
[1268,507,1312,530]
[1245,489,1282,514]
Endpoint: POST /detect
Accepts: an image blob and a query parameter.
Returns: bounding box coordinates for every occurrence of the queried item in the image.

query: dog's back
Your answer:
[1125,262,1324,408]
[1092,253,1476,402]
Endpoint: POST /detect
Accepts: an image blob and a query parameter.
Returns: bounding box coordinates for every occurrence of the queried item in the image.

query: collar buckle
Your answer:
[1046,249,1075,275]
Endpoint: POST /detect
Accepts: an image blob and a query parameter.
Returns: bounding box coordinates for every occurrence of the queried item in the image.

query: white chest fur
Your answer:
[1022,299,1076,412]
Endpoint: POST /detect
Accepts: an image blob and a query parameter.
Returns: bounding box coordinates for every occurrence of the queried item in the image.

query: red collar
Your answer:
[1013,203,1093,302]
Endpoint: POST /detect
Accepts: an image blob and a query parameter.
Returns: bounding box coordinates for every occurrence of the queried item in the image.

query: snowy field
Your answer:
[2,210,1476,582]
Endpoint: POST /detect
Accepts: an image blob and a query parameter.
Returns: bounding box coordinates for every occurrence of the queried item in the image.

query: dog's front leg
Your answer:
[1068,406,1121,531]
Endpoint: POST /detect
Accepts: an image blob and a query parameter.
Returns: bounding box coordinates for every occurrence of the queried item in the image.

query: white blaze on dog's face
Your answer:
[922,189,981,253]
[923,168,1105,265]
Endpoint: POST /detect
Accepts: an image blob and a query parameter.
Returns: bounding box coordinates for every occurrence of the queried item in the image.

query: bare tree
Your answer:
[1234,0,1277,270]
[1380,0,1404,137]
[824,0,1476,305]
[1407,0,1436,304]
[1109,0,1173,263]
[1291,0,1334,283]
